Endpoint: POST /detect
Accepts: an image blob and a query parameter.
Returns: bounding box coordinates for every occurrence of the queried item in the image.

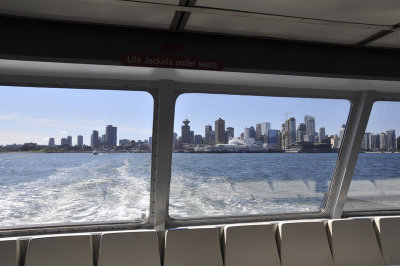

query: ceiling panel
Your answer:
[368,31,400,48]
[0,0,177,29]
[186,13,381,45]
[196,0,400,26]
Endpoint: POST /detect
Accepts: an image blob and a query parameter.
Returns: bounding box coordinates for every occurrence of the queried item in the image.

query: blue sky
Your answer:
[0,86,399,145]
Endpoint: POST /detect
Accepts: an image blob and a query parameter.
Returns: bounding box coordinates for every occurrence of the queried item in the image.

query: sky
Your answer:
[0,86,399,145]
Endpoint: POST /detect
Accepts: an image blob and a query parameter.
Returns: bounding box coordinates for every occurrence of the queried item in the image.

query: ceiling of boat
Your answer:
[1,0,400,48]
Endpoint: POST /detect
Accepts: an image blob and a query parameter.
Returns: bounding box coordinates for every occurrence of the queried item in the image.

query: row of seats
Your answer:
[0,216,398,266]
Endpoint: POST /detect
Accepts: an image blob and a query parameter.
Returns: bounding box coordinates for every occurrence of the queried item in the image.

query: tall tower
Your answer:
[48,138,55,147]
[339,124,346,147]
[106,125,117,147]
[296,123,306,142]
[225,127,234,143]
[204,124,212,144]
[318,127,326,143]
[77,135,83,147]
[91,130,99,148]
[215,118,225,144]
[181,119,191,144]
[304,115,315,143]
[67,136,72,147]
[287,117,296,144]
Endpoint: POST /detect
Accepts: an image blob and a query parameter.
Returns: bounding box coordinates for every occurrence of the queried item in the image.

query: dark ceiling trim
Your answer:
[170,0,196,30]
[1,15,400,80]
[357,23,400,46]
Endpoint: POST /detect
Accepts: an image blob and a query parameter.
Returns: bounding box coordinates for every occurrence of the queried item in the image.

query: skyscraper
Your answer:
[304,115,315,143]
[249,126,256,139]
[225,127,234,143]
[318,127,326,143]
[204,124,213,145]
[106,125,117,147]
[215,118,225,144]
[286,117,296,145]
[190,130,195,144]
[181,119,191,144]
[387,129,396,151]
[380,133,387,150]
[91,130,99,148]
[244,127,250,139]
[61,138,69,146]
[339,124,346,147]
[194,135,203,145]
[296,123,306,142]
[77,135,83,147]
[67,136,72,147]
[267,129,279,150]
[48,138,55,147]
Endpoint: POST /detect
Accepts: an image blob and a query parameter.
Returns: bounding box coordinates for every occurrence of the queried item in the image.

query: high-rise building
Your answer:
[149,137,152,147]
[204,125,213,145]
[261,122,271,135]
[361,133,371,151]
[281,123,287,149]
[387,129,396,151]
[240,133,244,140]
[194,134,203,145]
[266,129,280,150]
[380,133,387,150]
[249,126,256,139]
[106,125,117,147]
[190,130,195,144]
[225,127,234,143]
[286,117,296,145]
[77,135,83,147]
[67,136,72,147]
[304,115,315,143]
[215,118,225,144]
[244,127,250,139]
[181,119,191,144]
[397,136,400,150]
[318,127,326,143]
[339,124,346,147]
[256,124,262,140]
[61,138,69,146]
[91,130,99,148]
[296,123,306,142]
[48,138,55,147]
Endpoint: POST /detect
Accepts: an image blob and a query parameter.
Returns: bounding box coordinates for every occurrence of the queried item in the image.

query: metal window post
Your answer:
[153,80,176,231]
[327,91,375,219]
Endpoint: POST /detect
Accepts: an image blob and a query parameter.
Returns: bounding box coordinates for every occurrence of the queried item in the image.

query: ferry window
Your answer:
[344,101,400,212]
[169,93,350,218]
[0,86,153,227]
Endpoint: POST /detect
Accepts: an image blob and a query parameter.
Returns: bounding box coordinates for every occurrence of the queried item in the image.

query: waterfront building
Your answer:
[380,133,387,150]
[244,127,250,140]
[374,134,380,151]
[106,125,117,147]
[149,137,152,147]
[304,115,315,143]
[190,130,195,144]
[225,127,234,143]
[256,123,271,140]
[361,133,371,151]
[194,134,202,145]
[318,127,326,143]
[181,119,191,144]
[240,133,244,140]
[48,138,55,147]
[67,136,72,147]
[249,126,256,139]
[387,129,396,151]
[61,138,69,146]
[77,135,83,147]
[339,124,346,147]
[119,139,130,146]
[267,129,280,150]
[296,123,306,142]
[286,117,296,145]
[204,125,212,144]
[330,134,339,149]
[91,130,99,148]
[281,123,287,149]
[215,118,226,144]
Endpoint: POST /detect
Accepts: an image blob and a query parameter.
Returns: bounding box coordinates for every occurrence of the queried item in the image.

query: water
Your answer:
[0,152,399,227]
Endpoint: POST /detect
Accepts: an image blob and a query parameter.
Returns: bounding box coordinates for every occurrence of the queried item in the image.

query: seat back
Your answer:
[0,238,19,266]
[25,234,93,266]
[327,219,384,266]
[278,221,333,266]
[164,227,223,266]
[224,224,281,266]
[97,230,161,266]
[374,216,400,265]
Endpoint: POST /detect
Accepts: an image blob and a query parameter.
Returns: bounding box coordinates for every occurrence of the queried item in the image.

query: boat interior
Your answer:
[1,0,400,265]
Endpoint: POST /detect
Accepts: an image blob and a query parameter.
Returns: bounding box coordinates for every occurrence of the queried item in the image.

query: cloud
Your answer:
[0,113,18,120]
[59,130,67,135]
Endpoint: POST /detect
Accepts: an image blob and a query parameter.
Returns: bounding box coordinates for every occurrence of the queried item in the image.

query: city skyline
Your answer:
[1,86,400,146]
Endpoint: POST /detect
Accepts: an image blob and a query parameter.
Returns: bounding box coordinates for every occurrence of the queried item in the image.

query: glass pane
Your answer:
[344,101,400,212]
[0,86,153,227]
[169,93,350,218]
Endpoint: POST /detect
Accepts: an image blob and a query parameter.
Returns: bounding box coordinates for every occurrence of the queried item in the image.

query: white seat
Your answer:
[25,234,93,266]
[374,216,400,265]
[224,224,281,266]
[327,219,384,266]
[278,221,333,266]
[164,227,223,266]
[98,230,161,266]
[0,238,19,266]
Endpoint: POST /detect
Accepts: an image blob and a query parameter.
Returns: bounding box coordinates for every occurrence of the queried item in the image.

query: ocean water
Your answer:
[0,152,399,227]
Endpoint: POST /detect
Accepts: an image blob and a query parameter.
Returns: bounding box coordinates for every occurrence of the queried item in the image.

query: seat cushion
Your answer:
[0,238,19,266]
[374,216,400,265]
